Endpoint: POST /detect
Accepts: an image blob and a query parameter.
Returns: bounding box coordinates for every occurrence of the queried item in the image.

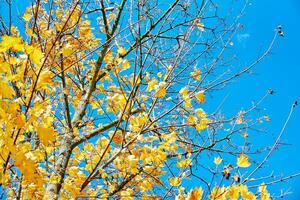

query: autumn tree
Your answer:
[0,0,298,199]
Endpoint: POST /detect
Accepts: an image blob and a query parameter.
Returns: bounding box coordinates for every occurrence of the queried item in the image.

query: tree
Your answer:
[0,0,297,199]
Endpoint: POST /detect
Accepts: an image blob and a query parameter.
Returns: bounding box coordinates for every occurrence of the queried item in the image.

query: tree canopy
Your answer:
[0,0,297,199]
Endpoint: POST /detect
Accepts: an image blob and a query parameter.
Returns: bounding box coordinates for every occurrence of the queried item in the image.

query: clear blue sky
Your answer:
[222,1,300,198]
[0,0,299,199]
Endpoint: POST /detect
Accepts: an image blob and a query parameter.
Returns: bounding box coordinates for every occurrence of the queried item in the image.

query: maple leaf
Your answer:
[176,158,192,168]
[169,177,181,186]
[195,91,205,103]
[187,187,204,200]
[179,87,189,97]
[36,126,57,146]
[214,157,222,165]
[117,47,127,56]
[237,154,251,168]
[147,78,158,92]
[155,82,167,98]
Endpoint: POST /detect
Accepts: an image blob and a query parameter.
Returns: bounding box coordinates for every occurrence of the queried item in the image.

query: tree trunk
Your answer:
[44,133,73,199]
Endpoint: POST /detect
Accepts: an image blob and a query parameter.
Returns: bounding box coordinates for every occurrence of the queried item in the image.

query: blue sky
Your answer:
[222,0,300,198]
[0,0,299,199]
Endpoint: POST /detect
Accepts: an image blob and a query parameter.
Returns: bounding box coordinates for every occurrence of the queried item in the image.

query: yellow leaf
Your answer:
[155,82,167,98]
[37,70,53,89]
[111,130,123,145]
[128,155,139,173]
[226,185,240,200]
[25,45,43,66]
[195,118,209,132]
[103,50,114,63]
[56,9,63,18]
[237,154,251,168]
[73,127,79,137]
[26,23,36,38]
[130,113,148,132]
[123,59,130,69]
[0,80,15,98]
[169,177,181,186]
[22,8,31,22]
[97,108,104,115]
[147,78,158,92]
[176,158,192,168]
[0,62,10,74]
[187,187,204,200]
[241,191,256,200]
[128,155,138,167]
[190,68,201,80]
[49,174,60,184]
[214,157,222,165]
[210,186,226,200]
[84,143,94,151]
[184,96,192,108]
[179,87,189,97]
[0,35,23,52]
[15,114,25,129]
[62,44,73,56]
[195,91,205,103]
[117,47,127,56]
[263,115,271,122]
[157,72,163,78]
[195,108,206,118]
[197,23,205,32]
[259,183,271,200]
[239,185,256,200]
[187,115,197,124]
[36,126,57,146]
